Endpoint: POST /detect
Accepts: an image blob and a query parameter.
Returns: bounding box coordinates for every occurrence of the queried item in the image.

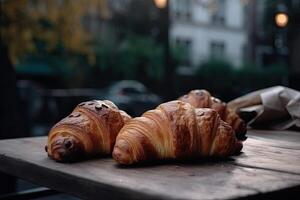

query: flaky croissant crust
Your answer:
[46,100,131,162]
[113,100,242,165]
[179,90,247,140]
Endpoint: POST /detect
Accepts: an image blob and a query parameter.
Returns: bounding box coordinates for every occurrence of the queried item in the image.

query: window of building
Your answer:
[173,0,192,21]
[211,0,225,26]
[175,37,192,66]
[210,41,225,58]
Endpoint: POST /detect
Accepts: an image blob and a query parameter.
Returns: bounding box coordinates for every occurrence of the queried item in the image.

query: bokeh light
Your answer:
[154,0,167,9]
[275,13,289,27]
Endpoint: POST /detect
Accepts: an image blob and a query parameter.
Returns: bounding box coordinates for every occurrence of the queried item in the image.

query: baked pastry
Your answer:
[46,100,131,162]
[179,90,247,140]
[113,100,242,165]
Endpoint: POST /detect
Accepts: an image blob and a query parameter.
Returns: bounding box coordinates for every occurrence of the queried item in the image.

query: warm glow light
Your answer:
[154,0,167,9]
[275,13,289,27]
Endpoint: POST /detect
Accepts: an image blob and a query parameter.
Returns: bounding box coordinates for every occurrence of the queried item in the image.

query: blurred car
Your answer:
[104,80,162,116]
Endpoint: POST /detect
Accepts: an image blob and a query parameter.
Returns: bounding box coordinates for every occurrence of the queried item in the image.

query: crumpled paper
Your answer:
[228,86,300,130]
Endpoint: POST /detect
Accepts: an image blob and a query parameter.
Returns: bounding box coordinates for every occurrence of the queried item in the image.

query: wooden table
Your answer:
[0,130,300,200]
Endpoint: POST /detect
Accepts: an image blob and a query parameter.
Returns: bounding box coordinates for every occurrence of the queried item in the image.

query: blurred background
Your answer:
[0,0,300,197]
[2,0,300,139]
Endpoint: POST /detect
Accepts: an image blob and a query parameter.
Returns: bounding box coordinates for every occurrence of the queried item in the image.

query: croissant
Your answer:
[113,100,242,165]
[178,90,247,140]
[46,100,131,162]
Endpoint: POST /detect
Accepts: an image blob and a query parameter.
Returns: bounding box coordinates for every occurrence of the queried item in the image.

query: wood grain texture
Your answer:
[0,130,300,200]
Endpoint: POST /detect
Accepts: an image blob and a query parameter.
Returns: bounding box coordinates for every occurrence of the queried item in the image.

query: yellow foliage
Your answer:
[1,0,110,63]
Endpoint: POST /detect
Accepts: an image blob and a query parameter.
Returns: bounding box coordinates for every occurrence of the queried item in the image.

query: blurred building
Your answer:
[170,0,248,74]
[246,0,300,89]
[245,0,277,67]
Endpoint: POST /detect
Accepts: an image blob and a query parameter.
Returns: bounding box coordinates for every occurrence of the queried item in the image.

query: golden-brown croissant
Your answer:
[179,90,247,140]
[113,100,242,165]
[46,100,131,162]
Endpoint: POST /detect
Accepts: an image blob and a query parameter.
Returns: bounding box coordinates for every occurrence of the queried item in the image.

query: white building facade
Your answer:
[170,0,247,70]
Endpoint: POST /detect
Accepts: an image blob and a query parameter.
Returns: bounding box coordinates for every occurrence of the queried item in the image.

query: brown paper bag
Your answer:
[228,86,300,130]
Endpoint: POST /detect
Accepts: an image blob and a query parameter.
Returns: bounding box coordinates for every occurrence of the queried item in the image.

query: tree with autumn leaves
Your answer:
[1,0,109,63]
[1,0,175,88]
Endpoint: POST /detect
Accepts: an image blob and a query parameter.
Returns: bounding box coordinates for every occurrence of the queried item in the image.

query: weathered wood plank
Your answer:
[232,137,300,175]
[247,129,300,149]
[0,130,300,200]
